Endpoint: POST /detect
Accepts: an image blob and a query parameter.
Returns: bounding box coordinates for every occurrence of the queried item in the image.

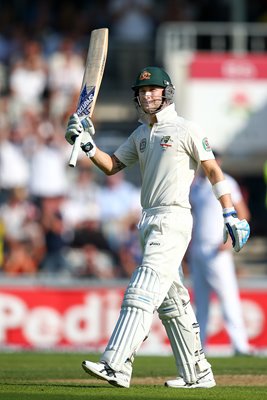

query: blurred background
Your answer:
[0,0,267,355]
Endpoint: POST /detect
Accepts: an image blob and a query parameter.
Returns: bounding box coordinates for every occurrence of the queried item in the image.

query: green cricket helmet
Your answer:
[132,66,175,103]
[132,66,172,89]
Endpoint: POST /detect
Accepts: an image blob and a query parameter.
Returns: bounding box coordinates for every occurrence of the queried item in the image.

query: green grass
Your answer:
[0,352,266,400]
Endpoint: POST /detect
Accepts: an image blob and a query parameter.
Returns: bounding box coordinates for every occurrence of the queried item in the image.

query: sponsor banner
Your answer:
[189,53,267,79]
[0,287,266,352]
[185,53,267,150]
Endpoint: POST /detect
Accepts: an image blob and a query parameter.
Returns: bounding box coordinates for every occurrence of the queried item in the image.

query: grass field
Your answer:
[0,352,266,400]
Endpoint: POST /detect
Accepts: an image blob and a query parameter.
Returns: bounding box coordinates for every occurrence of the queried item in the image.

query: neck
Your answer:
[149,114,157,125]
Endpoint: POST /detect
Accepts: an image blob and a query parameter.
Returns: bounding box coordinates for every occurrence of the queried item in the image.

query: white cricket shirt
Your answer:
[115,104,214,209]
[190,173,243,248]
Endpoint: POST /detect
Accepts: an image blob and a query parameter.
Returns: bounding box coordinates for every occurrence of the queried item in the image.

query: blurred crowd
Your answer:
[1,0,267,278]
[0,153,142,277]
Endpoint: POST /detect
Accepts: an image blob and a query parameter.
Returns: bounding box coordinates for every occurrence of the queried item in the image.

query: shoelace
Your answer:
[101,363,117,378]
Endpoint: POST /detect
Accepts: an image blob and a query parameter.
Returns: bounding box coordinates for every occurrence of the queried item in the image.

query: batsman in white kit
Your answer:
[65,66,250,389]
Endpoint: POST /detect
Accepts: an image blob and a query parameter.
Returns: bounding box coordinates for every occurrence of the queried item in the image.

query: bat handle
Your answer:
[68,134,82,167]
[68,118,91,167]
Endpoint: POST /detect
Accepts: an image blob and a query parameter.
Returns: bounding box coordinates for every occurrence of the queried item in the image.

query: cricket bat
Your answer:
[68,28,108,167]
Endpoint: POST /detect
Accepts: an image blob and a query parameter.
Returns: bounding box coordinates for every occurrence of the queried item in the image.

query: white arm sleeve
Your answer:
[212,180,231,199]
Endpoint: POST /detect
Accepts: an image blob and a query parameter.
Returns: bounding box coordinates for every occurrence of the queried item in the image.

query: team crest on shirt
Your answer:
[202,137,212,151]
[160,135,173,149]
[140,138,147,152]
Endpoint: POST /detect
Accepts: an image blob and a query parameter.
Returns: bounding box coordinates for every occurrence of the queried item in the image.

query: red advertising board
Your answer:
[189,53,267,79]
[0,287,266,353]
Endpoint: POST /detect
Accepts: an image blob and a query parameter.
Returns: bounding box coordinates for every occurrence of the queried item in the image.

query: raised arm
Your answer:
[90,149,126,175]
[65,113,126,175]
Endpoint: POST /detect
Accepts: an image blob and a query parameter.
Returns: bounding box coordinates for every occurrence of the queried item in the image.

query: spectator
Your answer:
[69,211,120,279]
[28,122,69,203]
[98,171,141,251]
[0,121,30,204]
[108,0,156,85]
[39,196,71,275]
[60,158,121,278]
[61,157,102,228]
[117,213,142,277]
[188,152,251,355]
[0,186,44,276]
[47,37,84,119]
[9,40,48,116]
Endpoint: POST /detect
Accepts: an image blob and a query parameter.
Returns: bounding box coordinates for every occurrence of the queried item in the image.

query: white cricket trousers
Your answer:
[189,248,250,353]
[102,206,193,371]
[139,206,193,306]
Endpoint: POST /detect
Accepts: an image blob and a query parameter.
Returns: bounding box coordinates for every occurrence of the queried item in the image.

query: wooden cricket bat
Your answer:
[68,28,108,167]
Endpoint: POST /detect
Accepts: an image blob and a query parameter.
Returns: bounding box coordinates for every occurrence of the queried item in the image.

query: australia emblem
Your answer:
[160,135,173,149]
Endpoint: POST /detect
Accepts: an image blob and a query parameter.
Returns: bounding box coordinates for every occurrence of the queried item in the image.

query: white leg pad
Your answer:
[186,303,211,373]
[158,284,201,383]
[101,266,160,371]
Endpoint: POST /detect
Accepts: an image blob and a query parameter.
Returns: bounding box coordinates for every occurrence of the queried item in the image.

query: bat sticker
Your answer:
[77,85,96,117]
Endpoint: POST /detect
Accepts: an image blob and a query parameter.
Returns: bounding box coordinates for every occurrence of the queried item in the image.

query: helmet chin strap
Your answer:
[134,95,168,115]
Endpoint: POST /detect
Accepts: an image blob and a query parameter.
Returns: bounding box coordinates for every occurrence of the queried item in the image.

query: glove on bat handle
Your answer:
[68,118,88,168]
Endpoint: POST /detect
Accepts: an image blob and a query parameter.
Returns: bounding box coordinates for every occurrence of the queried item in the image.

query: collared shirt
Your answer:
[115,104,214,209]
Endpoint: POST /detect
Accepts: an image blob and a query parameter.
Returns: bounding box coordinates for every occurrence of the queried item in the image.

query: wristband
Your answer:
[212,180,231,199]
[222,207,236,218]
[81,140,96,158]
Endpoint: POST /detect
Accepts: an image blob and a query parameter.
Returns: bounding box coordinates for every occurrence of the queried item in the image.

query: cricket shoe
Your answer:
[165,368,216,389]
[82,360,131,388]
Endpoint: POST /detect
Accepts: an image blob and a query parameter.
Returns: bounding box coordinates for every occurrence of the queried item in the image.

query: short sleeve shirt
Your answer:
[115,104,214,209]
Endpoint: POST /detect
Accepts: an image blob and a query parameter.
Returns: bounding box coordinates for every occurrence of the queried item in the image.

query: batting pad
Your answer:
[101,266,160,371]
[158,284,198,383]
[186,303,211,374]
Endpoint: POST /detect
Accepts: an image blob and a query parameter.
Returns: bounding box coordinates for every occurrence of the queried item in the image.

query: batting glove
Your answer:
[81,135,96,158]
[223,207,250,252]
[65,113,96,157]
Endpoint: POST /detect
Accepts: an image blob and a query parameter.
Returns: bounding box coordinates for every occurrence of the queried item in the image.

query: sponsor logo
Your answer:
[222,60,256,79]
[149,242,160,246]
[77,85,95,117]
[139,71,151,81]
[202,137,212,151]
[160,135,173,149]
[140,138,147,152]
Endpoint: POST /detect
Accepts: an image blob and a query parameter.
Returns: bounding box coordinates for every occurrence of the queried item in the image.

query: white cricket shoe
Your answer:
[165,368,216,389]
[82,360,131,388]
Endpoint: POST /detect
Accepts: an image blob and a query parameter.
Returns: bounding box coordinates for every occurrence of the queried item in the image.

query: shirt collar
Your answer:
[155,103,177,123]
[138,103,177,125]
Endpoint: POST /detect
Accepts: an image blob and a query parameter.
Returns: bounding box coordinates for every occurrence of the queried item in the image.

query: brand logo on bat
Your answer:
[77,85,95,117]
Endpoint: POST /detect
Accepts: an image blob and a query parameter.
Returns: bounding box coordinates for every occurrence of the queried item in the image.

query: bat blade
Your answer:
[68,28,108,167]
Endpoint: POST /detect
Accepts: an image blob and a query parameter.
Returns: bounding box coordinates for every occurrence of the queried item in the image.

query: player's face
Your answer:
[138,86,164,114]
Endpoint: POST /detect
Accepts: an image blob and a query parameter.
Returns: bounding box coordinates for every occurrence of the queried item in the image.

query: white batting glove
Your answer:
[65,113,81,145]
[65,113,96,157]
[79,116,96,158]
[223,207,250,252]
[81,135,96,158]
